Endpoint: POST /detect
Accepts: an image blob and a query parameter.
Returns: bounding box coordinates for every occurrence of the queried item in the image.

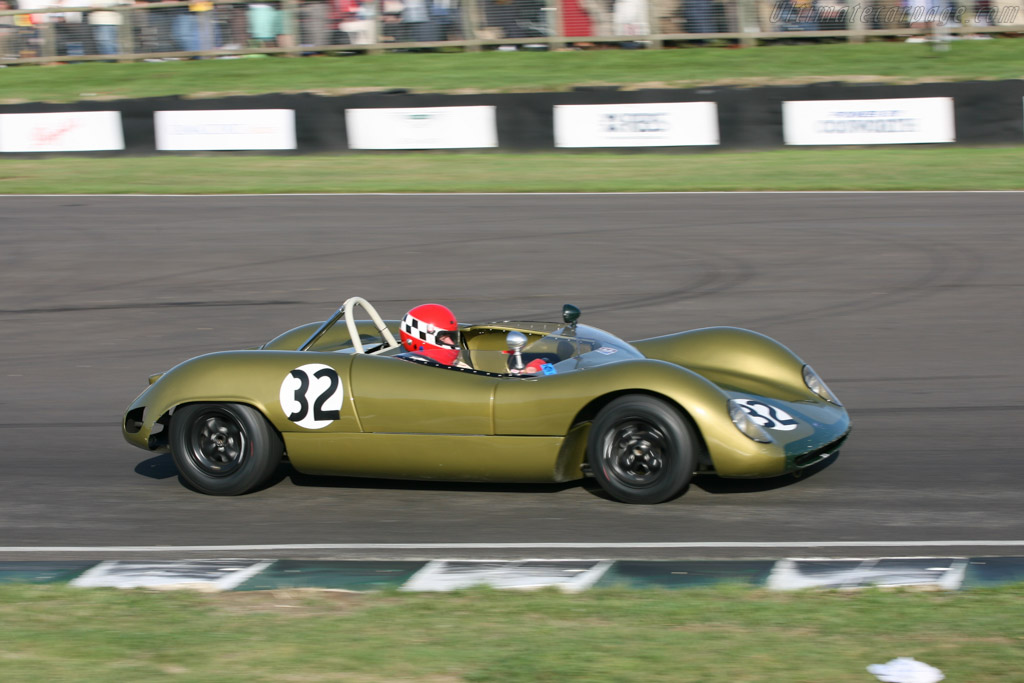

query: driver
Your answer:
[398,303,465,366]
[397,303,550,375]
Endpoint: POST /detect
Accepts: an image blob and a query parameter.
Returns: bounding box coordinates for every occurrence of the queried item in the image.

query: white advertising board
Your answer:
[783,97,956,145]
[0,111,124,153]
[345,106,498,150]
[155,109,297,151]
[554,102,719,147]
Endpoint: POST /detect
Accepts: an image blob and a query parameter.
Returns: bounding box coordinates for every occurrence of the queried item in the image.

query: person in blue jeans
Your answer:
[88,0,128,56]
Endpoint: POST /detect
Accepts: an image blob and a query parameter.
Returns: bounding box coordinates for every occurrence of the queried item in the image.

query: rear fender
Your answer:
[122,350,359,450]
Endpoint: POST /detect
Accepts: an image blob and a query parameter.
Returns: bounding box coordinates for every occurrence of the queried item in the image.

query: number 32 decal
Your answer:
[734,399,799,431]
[279,363,344,429]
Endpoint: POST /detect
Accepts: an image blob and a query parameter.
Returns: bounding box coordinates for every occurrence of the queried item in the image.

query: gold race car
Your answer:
[123,297,850,504]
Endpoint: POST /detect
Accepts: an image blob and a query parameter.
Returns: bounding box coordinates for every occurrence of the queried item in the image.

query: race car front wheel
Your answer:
[170,403,283,495]
[586,395,696,504]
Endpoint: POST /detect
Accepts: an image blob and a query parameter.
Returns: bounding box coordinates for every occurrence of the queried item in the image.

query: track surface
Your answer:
[1,193,1021,561]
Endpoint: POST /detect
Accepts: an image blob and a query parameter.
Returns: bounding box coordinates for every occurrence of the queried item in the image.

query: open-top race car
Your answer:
[123,297,851,504]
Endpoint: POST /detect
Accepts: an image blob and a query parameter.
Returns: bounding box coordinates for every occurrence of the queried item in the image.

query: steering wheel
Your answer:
[298,296,399,354]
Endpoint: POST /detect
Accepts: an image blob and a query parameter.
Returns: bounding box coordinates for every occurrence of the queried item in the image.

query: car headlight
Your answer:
[728,399,773,443]
[803,365,841,406]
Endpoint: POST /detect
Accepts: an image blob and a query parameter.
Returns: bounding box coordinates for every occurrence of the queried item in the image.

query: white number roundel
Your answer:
[279,363,344,430]
[734,399,799,431]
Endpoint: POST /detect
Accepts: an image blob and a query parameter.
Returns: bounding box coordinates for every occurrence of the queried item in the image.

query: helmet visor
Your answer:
[434,329,459,349]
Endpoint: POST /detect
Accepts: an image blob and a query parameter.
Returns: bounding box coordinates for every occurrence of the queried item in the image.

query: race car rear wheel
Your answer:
[170,403,283,496]
[586,395,696,504]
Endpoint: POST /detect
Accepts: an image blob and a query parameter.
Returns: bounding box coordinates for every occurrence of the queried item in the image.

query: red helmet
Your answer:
[400,303,460,365]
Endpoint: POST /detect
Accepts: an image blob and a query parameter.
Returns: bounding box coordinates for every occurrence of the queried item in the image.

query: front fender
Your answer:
[493,359,726,437]
[493,359,787,476]
[633,327,813,402]
[494,355,835,479]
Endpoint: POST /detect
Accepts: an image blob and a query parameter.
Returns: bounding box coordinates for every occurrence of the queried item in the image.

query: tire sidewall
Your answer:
[170,403,282,496]
[586,395,696,504]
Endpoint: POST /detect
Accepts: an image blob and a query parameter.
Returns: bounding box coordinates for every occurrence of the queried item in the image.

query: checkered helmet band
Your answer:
[401,313,458,349]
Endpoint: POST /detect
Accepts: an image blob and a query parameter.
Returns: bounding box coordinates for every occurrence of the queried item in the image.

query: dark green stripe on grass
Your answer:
[234,560,425,591]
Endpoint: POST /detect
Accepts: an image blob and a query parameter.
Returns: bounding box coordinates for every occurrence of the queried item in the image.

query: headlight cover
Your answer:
[803,365,841,406]
[728,399,773,443]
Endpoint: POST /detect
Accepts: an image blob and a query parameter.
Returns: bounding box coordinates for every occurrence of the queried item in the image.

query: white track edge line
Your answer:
[2,541,1024,553]
[3,191,1024,198]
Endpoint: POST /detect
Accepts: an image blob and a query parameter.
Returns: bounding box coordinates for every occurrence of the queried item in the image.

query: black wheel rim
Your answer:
[186,409,248,477]
[601,418,668,488]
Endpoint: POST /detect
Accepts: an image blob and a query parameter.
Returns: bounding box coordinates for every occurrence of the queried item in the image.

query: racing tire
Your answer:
[170,403,283,496]
[586,395,697,504]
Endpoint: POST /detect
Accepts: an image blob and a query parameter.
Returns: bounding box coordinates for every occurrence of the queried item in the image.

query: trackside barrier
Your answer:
[1,79,1024,154]
[2,0,1023,65]
[2,557,1024,591]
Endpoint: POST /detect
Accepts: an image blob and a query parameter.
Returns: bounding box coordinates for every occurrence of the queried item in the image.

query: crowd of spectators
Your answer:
[3,0,467,57]
[0,0,1013,60]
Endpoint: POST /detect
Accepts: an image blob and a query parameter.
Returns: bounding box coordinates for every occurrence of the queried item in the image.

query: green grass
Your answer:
[2,39,1023,104]
[2,147,1023,193]
[2,40,1021,194]
[1,583,1022,681]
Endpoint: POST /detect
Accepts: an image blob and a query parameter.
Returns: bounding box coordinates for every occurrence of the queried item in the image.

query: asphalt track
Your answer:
[1,192,1021,562]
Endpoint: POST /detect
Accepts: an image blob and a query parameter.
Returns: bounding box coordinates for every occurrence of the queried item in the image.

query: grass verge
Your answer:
[2,40,1023,104]
[1,147,1022,193]
[1,583,1022,681]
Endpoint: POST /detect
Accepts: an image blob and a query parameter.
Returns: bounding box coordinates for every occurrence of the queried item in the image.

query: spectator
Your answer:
[133,0,177,53]
[247,1,282,46]
[904,0,938,29]
[50,0,91,57]
[860,0,890,28]
[563,0,593,36]
[190,0,216,53]
[380,0,403,41]
[0,0,16,58]
[167,0,215,53]
[168,0,195,52]
[402,0,430,42]
[817,0,846,30]
[646,0,675,33]
[298,0,330,48]
[973,0,994,24]
[769,0,811,30]
[87,0,129,56]
[215,1,248,50]
[612,0,649,35]
[428,0,458,40]
[336,0,376,44]
[683,0,716,32]
[582,0,613,35]
[482,0,545,39]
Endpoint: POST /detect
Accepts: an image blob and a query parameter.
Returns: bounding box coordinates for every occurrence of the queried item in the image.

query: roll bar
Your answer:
[298,296,400,354]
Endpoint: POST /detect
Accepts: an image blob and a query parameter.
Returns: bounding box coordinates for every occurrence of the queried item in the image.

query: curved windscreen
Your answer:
[460,322,644,375]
